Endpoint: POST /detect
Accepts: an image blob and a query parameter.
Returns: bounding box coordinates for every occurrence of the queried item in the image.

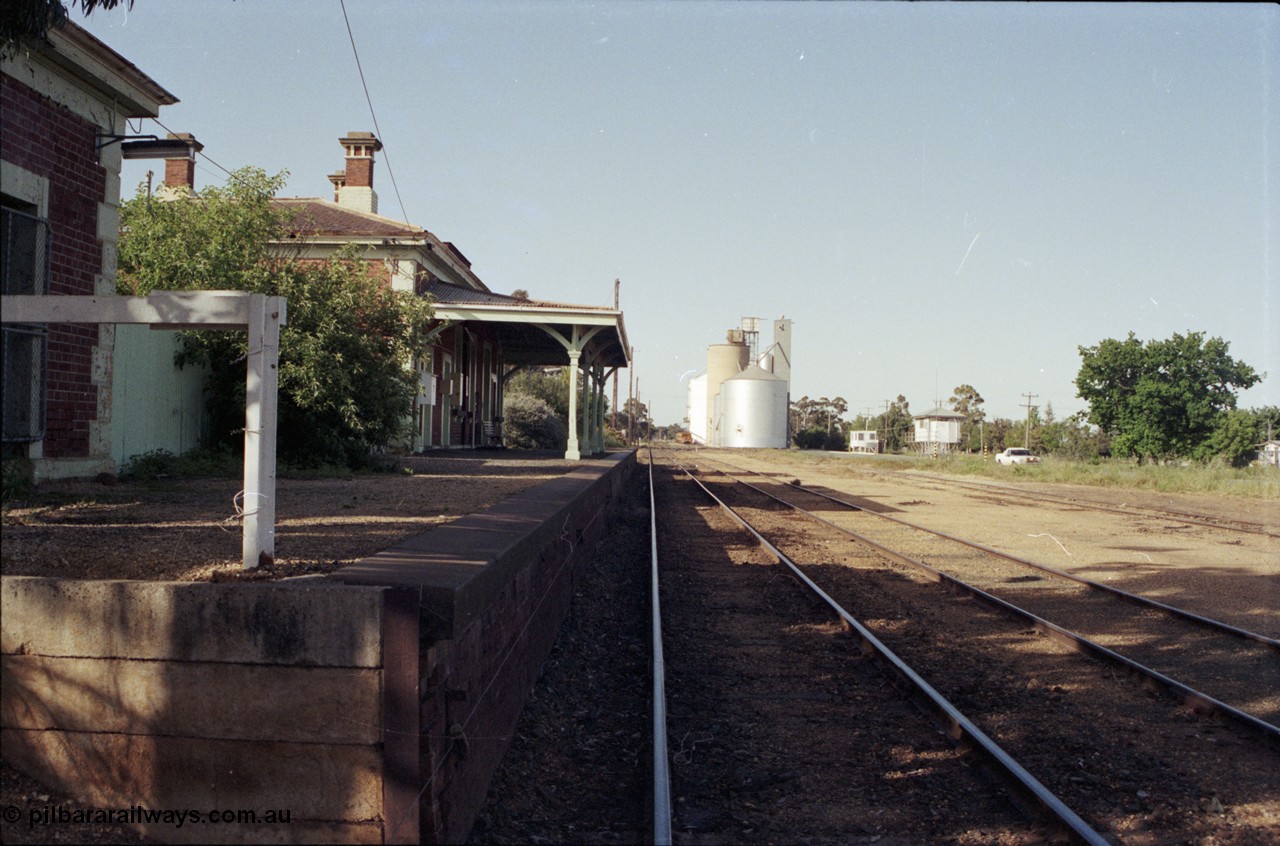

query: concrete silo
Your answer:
[706,334,749,446]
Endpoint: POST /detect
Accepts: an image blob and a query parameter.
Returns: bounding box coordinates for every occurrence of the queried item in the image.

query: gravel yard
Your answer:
[3,447,1276,844]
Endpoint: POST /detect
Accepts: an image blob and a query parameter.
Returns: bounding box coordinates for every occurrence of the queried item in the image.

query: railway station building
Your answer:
[155,130,632,462]
[1,20,181,481]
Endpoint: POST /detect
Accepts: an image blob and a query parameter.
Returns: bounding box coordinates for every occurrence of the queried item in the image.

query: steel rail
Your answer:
[665,456,1111,846]
[647,449,674,845]
[908,471,1279,539]
[707,457,1279,652]
[694,463,1280,748]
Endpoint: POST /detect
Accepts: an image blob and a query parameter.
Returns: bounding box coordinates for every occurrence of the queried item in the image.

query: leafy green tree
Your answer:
[789,395,847,439]
[789,396,815,434]
[1246,405,1280,441]
[119,169,287,296]
[948,384,986,452]
[616,397,650,441]
[1075,331,1260,462]
[3,0,130,53]
[987,418,1015,453]
[1201,409,1261,468]
[506,368,569,419]
[882,395,912,452]
[118,168,434,468]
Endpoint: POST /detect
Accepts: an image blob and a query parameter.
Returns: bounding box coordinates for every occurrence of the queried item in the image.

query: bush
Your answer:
[123,446,242,480]
[1,457,34,503]
[503,393,567,450]
[793,427,845,451]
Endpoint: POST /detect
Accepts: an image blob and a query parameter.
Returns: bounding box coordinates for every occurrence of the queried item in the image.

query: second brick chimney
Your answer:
[335,131,382,214]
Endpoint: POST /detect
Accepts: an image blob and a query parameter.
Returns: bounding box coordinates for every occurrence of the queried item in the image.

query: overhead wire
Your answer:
[338,0,412,225]
[150,115,237,181]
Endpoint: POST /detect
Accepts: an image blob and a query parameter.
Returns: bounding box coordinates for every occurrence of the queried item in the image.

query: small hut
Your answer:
[912,407,966,456]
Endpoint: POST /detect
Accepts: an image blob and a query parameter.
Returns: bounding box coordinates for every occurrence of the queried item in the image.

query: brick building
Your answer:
[2,21,178,480]
[248,132,630,458]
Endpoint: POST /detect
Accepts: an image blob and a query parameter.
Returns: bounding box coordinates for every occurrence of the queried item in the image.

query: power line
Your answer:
[339,0,411,225]
[151,116,237,180]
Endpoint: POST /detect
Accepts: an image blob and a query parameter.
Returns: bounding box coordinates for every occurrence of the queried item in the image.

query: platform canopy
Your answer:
[422,279,630,369]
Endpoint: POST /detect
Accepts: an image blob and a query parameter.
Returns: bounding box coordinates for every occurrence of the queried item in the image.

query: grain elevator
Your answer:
[687,317,792,448]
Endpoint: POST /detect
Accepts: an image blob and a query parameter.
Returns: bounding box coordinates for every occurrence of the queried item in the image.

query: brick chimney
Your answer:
[162,132,203,192]
[335,131,381,214]
[327,171,346,203]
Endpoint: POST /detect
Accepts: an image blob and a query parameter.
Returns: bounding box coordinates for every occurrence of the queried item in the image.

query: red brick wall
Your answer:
[2,74,109,459]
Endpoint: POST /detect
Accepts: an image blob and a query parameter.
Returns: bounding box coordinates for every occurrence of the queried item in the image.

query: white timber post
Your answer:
[565,348,581,460]
[241,294,285,568]
[1,291,287,570]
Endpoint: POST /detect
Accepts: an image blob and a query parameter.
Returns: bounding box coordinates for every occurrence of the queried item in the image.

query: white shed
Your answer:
[912,407,965,455]
[848,430,879,454]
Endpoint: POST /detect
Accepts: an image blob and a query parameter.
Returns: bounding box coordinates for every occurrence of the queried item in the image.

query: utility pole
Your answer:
[1022,392,1039,449]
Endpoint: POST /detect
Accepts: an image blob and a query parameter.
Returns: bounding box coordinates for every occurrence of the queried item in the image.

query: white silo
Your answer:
[687,372,708,444]
[720,365,789,448]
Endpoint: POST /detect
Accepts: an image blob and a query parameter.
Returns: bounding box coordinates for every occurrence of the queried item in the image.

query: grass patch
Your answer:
[730,448,1278,499]
[924,453,1279,498]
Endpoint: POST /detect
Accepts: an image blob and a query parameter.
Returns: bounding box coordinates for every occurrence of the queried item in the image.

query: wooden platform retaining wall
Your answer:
[1,451,637,843]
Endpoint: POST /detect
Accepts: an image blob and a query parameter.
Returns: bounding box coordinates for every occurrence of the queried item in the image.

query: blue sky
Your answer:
[80,1,1277,426]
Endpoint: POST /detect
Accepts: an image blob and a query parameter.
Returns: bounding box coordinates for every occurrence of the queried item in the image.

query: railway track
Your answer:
[649,453,1084,843]
[649,450,1280,844]
[692,456,1280,734]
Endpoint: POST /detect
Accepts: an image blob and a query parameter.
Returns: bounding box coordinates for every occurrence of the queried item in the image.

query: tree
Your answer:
[506,368,569,420]
[882,395,912,452]
[789,395,847,440]
[948,384,986,452]
[118,167,435,468]
[1075,331,1261,462]
[616,397,650,441]
[3,0,131,53]
[1201,409,1261,468]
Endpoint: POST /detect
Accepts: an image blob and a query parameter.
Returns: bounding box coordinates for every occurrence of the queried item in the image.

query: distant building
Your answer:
[1257,439,1280,468]
[911,406,965,456]
[848,429,879,454]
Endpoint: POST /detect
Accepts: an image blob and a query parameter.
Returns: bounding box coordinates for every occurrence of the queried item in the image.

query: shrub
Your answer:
[503,393,567,450]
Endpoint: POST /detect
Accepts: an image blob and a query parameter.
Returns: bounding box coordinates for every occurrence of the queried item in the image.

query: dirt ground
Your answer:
[2,447,1277,844]
[1,451,576,582]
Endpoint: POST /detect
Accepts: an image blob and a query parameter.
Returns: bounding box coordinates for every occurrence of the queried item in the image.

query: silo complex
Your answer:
[686,317,793,448]
[720,365,789,448]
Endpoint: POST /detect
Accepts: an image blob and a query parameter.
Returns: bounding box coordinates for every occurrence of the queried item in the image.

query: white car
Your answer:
[995,447,1041,466]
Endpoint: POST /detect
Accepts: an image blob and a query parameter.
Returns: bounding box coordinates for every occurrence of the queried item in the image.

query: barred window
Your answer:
[2,205,51,443]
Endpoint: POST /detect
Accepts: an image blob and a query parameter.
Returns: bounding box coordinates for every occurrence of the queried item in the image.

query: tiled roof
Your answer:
[274,199,427,239]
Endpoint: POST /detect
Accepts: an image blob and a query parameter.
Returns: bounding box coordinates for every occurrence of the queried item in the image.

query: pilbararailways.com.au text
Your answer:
[14,804,292,829]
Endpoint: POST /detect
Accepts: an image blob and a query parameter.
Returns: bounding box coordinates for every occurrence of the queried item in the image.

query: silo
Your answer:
[720,365,789,448]
[687,372,708,444]
[705,340,749,446]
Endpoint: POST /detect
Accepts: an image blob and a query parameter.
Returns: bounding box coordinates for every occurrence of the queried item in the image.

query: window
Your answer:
[1,204,51,443]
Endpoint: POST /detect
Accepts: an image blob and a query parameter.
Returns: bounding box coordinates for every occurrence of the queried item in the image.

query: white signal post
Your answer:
[2,291,287,568]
